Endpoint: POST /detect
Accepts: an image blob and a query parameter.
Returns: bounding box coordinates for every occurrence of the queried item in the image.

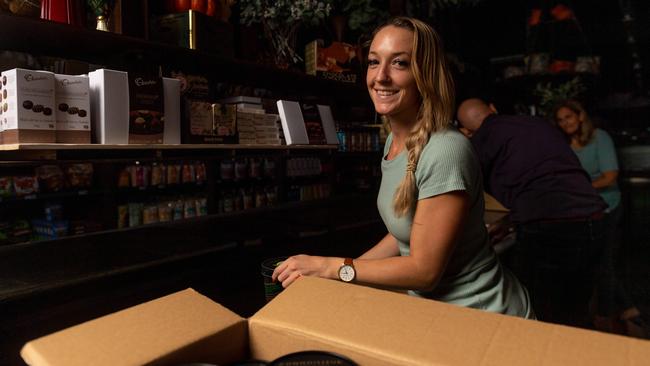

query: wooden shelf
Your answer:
[0,143,338,152]
[0,143,338,160]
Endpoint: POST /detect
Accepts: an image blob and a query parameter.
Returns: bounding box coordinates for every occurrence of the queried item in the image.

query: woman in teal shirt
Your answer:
[273,17,532,318]
[555,100,645,336]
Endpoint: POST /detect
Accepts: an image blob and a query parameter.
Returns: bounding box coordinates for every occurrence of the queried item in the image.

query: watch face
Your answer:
[338,264,355,282]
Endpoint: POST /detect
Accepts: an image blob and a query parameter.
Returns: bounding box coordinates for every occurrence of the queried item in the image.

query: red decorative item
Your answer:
[191,0,206,14]
[174,0,191,12]
[550,4,574,21]
[549,60,575,74]
[41,0,83,26]
[164,0,175,13]
[528,8,541,26]
[206,0,217,17]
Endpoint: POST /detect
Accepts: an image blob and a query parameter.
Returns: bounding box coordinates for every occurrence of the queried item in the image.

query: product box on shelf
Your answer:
[127,72,165,144]
[20,276,650,366]
[149,10,234,58]
[88,68,128,144]
[0,68,56,144]
[236,110,281,145]
[182,101,237,144]
[54,74,91,143]
[88,69,180,144]
[305,39,359,83]
[277,100,338,145]
[163,77,181,144]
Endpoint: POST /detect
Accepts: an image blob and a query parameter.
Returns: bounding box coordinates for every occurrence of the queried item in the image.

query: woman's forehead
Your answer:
[370,26,414,53]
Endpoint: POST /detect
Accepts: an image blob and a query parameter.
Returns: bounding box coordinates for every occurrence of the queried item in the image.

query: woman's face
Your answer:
[366,25,420,124]
[555,106,582,136]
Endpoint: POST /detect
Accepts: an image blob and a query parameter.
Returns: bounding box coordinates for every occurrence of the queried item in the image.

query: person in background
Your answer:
[553,99,646,337]
[273,17,533,319]
[456,98,606,327]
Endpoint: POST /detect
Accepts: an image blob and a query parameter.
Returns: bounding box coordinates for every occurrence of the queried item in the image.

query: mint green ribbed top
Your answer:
[377,128,532,318]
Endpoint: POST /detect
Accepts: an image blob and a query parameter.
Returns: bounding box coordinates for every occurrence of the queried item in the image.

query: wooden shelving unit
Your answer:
[0,12,381,366]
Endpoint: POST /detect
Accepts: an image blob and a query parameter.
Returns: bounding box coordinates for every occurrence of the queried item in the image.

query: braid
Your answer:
[376,17,454,217]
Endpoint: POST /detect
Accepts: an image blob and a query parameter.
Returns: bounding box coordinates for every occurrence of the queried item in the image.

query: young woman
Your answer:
[273,17,533,318]
[554,100,645,336]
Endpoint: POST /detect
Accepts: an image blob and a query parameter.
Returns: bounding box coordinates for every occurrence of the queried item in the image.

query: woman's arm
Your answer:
[592,170,618,189]
[358,233,400,260]
[273,191,468,291]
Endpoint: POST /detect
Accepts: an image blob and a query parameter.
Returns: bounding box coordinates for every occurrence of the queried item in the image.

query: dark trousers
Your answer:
[511,218,604,327]
[596,204,635,316]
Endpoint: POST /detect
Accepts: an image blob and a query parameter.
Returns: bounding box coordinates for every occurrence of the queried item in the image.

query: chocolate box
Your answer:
[1,68,56,144]
[54,74,91,143]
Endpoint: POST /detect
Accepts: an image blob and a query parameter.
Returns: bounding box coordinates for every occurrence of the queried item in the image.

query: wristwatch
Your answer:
[338,258,356,283]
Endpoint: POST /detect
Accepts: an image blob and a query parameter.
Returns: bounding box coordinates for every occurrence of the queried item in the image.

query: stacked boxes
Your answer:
[236,111,282,145]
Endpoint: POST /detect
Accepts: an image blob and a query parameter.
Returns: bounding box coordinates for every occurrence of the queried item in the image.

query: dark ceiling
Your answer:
[427,0,649,96]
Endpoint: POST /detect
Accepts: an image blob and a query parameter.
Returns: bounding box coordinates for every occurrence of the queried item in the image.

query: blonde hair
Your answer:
[372,17,455,217]
[553,99,595,146]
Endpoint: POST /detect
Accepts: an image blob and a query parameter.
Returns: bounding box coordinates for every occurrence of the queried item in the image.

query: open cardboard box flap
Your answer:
[20,288,248,366]
[22,277,650,366]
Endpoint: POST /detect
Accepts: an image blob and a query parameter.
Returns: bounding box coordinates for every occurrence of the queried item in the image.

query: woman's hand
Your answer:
[272,255,338,288]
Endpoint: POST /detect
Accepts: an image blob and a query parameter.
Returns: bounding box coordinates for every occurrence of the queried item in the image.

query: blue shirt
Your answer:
[470,114,606,223]
[573,129,621,211]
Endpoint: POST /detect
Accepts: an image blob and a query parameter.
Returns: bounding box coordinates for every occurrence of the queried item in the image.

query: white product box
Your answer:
[89,69,180,144]
[316,104,339,145]
[54,74,91,143]
[163,77,180,144]
[1,68,56,144]
[88,69,129,144]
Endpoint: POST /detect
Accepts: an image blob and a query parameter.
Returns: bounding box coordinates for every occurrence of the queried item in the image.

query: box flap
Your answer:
[484,192,509,212]
[249,277,650,365]
[21,288,247,366]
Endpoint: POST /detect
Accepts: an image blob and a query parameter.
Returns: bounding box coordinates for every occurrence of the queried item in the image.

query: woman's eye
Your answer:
[367,59,379,66]
[392,59,409,67]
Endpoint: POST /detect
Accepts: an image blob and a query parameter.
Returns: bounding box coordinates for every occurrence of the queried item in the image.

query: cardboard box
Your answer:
[54,74,91,143]
[21,277,650,366]
[305,39,359,83]
[1,68,56,144]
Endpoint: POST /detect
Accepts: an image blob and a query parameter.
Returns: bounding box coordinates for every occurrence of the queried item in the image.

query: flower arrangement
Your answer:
[239,0,332,67]
[533,76,586,117]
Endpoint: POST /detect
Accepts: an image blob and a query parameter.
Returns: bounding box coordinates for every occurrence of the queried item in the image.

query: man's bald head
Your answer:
[456,98,497,137]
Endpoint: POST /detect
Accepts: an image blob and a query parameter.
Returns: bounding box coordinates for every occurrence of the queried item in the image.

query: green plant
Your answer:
[533,77,586,117]
[407,0,485,19]
[239,0,332,65]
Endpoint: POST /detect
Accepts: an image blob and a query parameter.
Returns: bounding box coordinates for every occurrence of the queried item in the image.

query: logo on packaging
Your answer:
[134,78,157,87]
[24,74,48,82]
[60,79,83,87]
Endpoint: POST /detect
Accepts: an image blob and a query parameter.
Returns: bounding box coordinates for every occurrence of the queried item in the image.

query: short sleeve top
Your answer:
[573,129,621,210]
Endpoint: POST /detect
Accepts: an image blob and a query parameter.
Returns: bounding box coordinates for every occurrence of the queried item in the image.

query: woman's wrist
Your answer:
[326,257,344,280]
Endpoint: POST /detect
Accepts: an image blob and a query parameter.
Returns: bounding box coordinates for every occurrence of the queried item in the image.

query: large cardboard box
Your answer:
[21,277,650,366]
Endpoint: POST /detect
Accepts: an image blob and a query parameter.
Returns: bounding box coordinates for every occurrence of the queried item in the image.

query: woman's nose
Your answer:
[375,64,390,82]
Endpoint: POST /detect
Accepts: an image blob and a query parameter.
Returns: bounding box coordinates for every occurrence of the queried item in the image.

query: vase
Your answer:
[262,22,302,70]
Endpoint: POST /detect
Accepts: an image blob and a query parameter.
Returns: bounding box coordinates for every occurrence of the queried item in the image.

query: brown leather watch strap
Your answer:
[344,258,354,266]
